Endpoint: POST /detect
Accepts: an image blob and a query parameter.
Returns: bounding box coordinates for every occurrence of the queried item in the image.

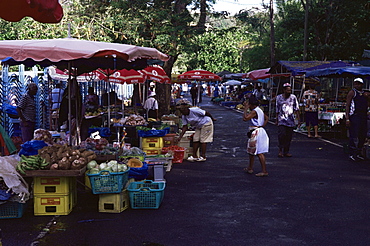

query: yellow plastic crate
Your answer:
[33,177,73,195]
[34,193,72,216]
[98,189,129,213]
[143,148,163,156]
[142,137,164,149]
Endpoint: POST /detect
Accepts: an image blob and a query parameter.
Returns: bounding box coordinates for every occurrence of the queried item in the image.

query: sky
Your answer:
[212,0,265,15]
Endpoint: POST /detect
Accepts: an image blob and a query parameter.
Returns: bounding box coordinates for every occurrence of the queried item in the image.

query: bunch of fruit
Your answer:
[16,155,49,174]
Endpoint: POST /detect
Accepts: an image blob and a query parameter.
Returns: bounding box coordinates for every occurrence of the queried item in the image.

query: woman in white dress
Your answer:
[243,95,269,177]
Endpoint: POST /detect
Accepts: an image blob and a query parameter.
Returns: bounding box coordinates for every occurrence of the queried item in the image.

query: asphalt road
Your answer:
[2,95,370,246]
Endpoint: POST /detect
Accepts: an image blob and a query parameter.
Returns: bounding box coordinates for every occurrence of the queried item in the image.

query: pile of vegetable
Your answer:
[162,145,185,153]
[119,147,145,159]
[122,114,147,126]
[33,129,53,145]
[87,160,129,174]
[80,138,118,155]
[16,144,96,174]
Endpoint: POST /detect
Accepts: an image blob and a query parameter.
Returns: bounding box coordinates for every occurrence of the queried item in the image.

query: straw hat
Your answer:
[176,99,192,108]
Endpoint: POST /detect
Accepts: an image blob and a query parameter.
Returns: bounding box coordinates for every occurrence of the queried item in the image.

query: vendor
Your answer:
[81,87,101,141]
[16,83,38,143]
[85,87,99,112]
[143,91,159,120]
[176,99,216,162]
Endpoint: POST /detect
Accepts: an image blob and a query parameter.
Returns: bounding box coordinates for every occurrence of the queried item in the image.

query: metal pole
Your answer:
[68,62,72,146]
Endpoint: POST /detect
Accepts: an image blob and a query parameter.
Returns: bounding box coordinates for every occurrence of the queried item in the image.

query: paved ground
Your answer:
[2,95,370,246]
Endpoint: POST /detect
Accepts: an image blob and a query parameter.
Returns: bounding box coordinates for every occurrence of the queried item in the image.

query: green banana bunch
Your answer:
[16,155,50,175]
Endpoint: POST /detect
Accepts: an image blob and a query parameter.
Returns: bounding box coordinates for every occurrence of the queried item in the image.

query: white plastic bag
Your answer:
[0,155,30,203]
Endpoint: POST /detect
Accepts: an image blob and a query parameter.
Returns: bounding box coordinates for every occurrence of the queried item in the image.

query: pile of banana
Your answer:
[16,155,49,175]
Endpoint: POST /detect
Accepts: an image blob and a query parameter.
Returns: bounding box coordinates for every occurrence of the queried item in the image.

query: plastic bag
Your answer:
[2,103,18,115]
[19,140,48,156]
[0,155,30,203]
[137,128,170,137]
[88,127,111,138]
[128,162,148,180]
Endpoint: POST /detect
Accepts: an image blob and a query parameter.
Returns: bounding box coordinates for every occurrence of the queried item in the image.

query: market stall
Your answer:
[0,38,175,217]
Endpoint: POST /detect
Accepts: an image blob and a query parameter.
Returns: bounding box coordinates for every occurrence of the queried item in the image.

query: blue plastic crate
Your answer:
[87,169,129,194]
[127,180,165,209]
[0,202,25,219]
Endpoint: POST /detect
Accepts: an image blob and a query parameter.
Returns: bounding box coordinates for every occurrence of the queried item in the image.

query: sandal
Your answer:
[284,153,292,157]
[243,168,254,174]
[278,153,284,158]
[255,172,268,177]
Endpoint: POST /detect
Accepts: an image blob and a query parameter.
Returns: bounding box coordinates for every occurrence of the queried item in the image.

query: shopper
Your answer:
[16,83,38,143]
[345,78,369,161]
[190,85,198,106]
[243,96,269,177]
[51,83,64,110]
[302,83,320,138]
[276,83,300,157]
[176,99,216,162]
[143,91,159,120]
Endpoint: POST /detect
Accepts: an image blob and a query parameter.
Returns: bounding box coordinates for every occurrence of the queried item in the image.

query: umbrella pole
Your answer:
[74,68,81,145]
[197,81,201,106]
[107,77,111,128]
[68,62,72,146]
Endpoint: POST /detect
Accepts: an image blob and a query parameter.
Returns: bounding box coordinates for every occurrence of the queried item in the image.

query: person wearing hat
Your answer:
[275,83,300,158]
[176,99,216,162]
[345,78,369,161]
[143,90,159,120]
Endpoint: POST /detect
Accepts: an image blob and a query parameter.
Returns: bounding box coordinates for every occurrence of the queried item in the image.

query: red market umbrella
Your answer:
[243,68,271,80]
[178,70,221,81]
[0,0,63,23]
[48,67,105,82]
[243,68,290,80]
[97,69,145,84]
[141,66,170,83]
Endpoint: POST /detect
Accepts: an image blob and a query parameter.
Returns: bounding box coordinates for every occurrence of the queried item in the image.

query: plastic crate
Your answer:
[142,137,164,149]
[33,177,74,195]
[98,189,129,213]
[34,193,72,216]
[143,148,162,156]
[87,170,129,194]
[0,202,25,219]
[163,134,176,147]
[127,180,165,209]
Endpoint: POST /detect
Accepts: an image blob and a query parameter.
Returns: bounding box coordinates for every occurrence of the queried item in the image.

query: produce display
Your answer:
[86,160,129,174]
[85,108,104,117]
[120,114,147,126]
[15,144,96,174]
[33,129,53,145]
[119,147,146,158]
[80,138,119,155]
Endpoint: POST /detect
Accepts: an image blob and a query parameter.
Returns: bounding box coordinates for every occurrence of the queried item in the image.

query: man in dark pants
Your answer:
[345,78,369,161]
[17,83,38,143]
[275,83,300,157]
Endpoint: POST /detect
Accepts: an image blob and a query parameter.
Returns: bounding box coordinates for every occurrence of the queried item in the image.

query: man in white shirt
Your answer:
[143,91,159,120]
[176,99,216,162]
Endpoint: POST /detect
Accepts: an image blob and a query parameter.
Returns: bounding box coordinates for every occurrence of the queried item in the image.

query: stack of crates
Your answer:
[142,137,164,156]
[33,176,76,216]
[87,170,130,213]
[177,131,199,159]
